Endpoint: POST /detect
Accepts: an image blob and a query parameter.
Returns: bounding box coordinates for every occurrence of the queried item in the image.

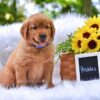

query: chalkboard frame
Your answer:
[75,52,100,81]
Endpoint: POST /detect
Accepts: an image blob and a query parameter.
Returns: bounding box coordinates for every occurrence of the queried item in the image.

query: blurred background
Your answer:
[0,0,100,25]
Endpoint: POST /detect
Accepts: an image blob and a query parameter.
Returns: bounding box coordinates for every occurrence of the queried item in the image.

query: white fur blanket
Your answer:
[1,13,99,100]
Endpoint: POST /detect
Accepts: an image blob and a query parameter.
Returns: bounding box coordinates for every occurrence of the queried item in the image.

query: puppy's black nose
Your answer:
[39,34,47,40]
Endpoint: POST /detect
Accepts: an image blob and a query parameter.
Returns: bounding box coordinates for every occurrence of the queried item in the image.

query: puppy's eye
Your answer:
[31,25,37,30]
[45,25,50,29]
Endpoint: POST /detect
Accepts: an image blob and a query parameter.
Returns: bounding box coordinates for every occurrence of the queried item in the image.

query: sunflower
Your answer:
[71,37,88,53]
[85,16,100,29]
[87,37,100,52]
[74,26,97,39]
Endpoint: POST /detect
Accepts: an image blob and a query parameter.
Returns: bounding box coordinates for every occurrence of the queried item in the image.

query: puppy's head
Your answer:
[20,13,55,47]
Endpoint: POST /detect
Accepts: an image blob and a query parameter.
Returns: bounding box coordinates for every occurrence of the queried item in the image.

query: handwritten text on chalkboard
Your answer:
[80,66,97,73]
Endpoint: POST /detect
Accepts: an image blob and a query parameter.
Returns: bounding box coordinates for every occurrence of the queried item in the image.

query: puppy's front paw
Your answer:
[16,81,27,87]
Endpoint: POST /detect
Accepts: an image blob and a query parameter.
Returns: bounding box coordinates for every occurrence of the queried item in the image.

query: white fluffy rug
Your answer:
[1,13,100,100]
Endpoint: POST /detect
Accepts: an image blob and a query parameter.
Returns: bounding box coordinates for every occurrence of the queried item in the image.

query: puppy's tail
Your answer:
[0,68,16,87]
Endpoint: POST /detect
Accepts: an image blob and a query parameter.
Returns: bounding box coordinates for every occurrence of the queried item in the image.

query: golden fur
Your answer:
[0,13,55,88]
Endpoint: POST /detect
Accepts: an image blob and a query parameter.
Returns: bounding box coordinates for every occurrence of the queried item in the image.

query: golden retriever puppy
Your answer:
[0,13,55,88]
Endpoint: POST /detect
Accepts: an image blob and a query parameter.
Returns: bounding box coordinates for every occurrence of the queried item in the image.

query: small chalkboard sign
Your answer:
[75,52,100,81]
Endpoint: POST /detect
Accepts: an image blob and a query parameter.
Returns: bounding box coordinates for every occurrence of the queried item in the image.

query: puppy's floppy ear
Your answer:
[50,20,55,39]
[20,21,29,40]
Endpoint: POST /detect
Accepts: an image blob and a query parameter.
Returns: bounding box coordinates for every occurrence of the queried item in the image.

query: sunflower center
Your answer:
[91,24,99,29]
[78,40,81,48]
[83,32,90,38]
[97,36,100,39]
[88,40,97,49]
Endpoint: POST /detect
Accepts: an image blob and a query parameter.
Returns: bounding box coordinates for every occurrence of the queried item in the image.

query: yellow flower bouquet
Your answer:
[56,16,100,54]
[57,16,100,81]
